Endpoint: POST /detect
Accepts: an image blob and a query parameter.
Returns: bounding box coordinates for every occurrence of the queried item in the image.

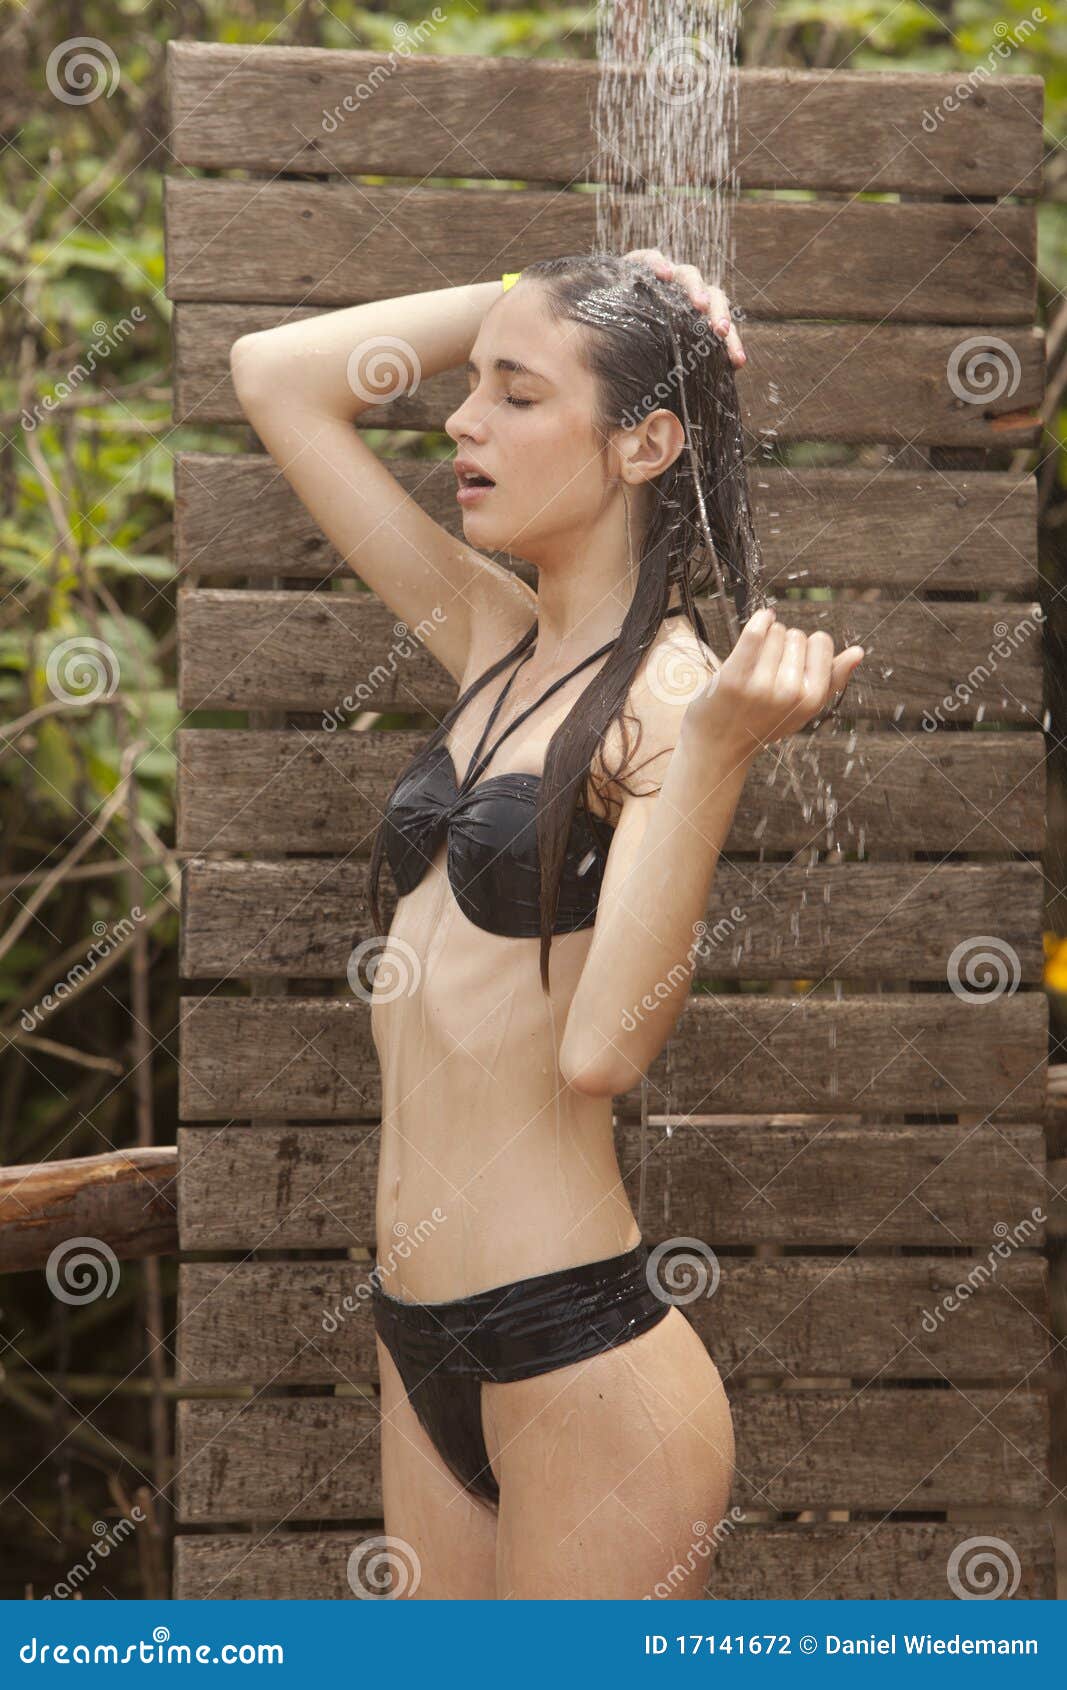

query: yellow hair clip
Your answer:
[500,271,522,292]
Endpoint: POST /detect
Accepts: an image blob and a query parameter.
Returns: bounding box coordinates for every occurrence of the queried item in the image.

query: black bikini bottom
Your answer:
[370,1238,671,1509]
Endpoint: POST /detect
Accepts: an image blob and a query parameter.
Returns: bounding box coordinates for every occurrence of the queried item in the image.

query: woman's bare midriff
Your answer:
[370,834,641,1303]
[369,657,646,1304]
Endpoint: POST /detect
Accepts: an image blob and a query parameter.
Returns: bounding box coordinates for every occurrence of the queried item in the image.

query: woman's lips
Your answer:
[456,481,495,506]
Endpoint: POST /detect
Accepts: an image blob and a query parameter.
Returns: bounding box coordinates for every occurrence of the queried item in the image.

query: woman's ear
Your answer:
[624,409,686,483]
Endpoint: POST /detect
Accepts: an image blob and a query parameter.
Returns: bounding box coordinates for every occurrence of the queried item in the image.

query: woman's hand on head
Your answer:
[622,247,746,367]
[682,605,866,764]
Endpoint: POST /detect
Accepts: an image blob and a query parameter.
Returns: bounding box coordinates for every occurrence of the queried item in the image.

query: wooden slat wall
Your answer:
[176,993,1050,1121]
[180,859,1045,983]
[166,41,1053,1600]
[177,453,1039,592]
[177,1120,1048,1250]
[174,1520,1056,1601]
[165,45,1045,195]
[177,590,1046,723]
[173,306,1045,443]
[165,180,1038,323]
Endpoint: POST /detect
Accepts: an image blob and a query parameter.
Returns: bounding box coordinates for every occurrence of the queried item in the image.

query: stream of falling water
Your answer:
[591,1,864,1202]
[594,0,741,275]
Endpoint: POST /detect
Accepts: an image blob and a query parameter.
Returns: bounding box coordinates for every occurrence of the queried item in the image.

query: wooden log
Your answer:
[165,44,1044,196]
[0,1148,177,1273]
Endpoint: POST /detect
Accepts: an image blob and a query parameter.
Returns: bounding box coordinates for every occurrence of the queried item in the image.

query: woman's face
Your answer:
[443,284,614,564]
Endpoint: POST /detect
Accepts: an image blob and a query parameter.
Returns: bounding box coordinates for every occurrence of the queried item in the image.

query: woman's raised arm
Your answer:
[560,611,865,1096]
[228,282,537,684]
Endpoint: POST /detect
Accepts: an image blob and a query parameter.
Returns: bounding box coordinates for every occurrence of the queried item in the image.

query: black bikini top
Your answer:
[380,607,690,939]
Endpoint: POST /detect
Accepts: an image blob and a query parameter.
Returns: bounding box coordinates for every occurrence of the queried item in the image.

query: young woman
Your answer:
[230,248,865,1600]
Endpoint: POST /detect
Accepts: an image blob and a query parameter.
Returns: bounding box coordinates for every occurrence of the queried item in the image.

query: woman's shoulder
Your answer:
[591,614,722,814]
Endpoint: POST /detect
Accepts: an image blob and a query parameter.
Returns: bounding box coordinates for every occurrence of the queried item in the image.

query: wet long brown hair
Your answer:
[367,252,766,991]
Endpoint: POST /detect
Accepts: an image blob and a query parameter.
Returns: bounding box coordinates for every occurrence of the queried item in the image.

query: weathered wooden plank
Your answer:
[177,993,1048,1121]
[177,589,1045,724]
[165,44,1045,196]
[173,1387,1052,1520]
[176,1120,1048,1250]
[164,179,1037,324]
[176,1256,1050,1385]
[180,858,1046,984]
[176,729,1047,854]
[177,452,1038,593]
[173,1518,1057,1600]
[173,305,1045,446]
[175,453,1040,594]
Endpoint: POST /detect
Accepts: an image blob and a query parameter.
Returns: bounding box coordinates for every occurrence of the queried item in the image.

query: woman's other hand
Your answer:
[622,246,746,367]
[683,606,866,763]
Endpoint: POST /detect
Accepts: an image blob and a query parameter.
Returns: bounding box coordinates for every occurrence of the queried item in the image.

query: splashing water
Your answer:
[592,1,865,1173]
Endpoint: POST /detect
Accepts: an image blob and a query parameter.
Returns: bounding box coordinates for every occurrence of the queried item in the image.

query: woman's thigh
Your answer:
[483,1308,735,1600]
[375,1335,498,1599]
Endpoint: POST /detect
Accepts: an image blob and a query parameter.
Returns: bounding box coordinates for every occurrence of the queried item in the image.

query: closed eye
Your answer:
[506,396,534,408]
